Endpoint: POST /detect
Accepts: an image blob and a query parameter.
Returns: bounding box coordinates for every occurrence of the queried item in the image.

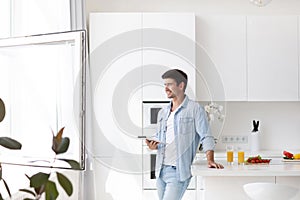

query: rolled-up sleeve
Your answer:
[195,104,215,152]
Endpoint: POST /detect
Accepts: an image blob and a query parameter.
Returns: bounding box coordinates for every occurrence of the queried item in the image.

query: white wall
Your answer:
[215,102,300,151]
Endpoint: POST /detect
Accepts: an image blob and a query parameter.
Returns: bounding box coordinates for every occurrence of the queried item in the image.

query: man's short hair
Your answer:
[162,69,188,91]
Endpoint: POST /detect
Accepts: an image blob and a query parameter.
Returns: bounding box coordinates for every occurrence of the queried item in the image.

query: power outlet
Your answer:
[221,135,248,144]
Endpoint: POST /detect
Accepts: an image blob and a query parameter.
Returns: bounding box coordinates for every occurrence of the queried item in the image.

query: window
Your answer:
[0,1,86,169]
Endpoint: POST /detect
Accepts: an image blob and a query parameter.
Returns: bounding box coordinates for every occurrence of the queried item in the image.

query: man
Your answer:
[146,69,223,200]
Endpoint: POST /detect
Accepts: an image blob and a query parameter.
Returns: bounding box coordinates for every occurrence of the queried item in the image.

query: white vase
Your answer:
[250,131,260,153]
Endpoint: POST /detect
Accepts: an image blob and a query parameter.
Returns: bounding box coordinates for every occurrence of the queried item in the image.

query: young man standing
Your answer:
[146,69,223,200]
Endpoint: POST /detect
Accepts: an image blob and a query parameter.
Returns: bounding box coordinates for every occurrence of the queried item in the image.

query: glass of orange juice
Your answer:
[226,145,234,165]
[237,146,245,165]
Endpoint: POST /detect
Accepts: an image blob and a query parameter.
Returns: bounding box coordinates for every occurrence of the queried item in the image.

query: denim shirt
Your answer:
[155,96,215,181]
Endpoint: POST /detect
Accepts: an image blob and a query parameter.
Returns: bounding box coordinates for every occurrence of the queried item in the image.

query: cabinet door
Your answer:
[204,176,275,200]
[93,158,143,200]
[89,12,142,52]
[276,177,300,200]
[197,16,247,101]
[247,16,298,101]
[89,13,143,156]
[142,13,196,101]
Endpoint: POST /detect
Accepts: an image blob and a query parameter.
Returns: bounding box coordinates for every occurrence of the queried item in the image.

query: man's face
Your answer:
[163,78,184,99]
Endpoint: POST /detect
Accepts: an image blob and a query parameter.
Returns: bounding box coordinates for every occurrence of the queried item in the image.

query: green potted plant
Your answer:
[1,98,80,200]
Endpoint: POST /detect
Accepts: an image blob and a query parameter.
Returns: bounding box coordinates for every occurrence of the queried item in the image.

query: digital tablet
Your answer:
[137,136,166,144]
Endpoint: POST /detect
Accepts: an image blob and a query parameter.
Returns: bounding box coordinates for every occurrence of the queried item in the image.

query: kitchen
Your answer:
[87,1,300,199]
[1,0,300,200]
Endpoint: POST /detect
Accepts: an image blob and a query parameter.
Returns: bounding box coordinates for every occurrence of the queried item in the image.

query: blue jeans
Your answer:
[156,165,191,200]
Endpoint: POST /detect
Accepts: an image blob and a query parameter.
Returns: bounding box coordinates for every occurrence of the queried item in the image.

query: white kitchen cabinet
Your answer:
[203,176,275,200]
[196,16,299,101]
[197,16,247,101]
[276,177,300,200]
[89,13,143,156]
[92,157,143,200]
[89,12,142,52]
[89,13,144,200]
[247,16,299,101]
[142,13,196,101]
[89,13,197,200]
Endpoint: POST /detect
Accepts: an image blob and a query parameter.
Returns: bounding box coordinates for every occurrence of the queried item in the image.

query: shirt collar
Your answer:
[166,95,189,112]
[181,95,189,108]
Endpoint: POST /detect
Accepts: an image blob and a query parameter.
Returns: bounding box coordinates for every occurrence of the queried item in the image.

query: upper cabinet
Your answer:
[247,16,299,101]
[197,15,300,101]
[197,16,247,101]
[89,13,142,52]
[142,13,196,101]
[89,13,196,156]
[89,13,143,156]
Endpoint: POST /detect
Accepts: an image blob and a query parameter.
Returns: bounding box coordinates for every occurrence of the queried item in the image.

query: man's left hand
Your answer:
[207,160,224,169]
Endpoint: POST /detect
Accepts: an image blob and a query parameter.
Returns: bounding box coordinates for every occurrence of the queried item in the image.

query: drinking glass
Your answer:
[226,145,234,165]
[237,146,245,165]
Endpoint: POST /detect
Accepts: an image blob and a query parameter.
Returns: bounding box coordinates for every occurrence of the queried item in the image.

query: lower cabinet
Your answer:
[91,157,300,200]
[276,177,300,200]
[92,157,143,200]
[200,176,275,200]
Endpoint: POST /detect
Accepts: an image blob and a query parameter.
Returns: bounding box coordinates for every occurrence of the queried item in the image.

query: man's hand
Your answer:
[206,150,224,169]
[207,160,224,169]
[145,139,159,150]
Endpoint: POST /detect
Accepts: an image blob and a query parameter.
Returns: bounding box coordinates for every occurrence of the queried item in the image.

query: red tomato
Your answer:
[283,151,293,159]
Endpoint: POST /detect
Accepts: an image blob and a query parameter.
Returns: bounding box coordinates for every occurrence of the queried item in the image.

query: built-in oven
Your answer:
[142,101,169,134]
[141,101,196,190]
[142,101,168,190]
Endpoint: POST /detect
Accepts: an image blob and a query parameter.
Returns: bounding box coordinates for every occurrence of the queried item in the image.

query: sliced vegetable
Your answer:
[283,151,293,159]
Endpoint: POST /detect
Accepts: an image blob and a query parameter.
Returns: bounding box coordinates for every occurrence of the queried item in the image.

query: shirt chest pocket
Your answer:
[178,117,194,134]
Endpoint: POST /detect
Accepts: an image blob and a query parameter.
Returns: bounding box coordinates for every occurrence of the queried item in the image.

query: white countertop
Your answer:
[192,151,300,177]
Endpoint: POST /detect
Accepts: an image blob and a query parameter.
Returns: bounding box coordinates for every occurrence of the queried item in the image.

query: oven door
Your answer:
[142,101,169,136]
[142,146,157,190]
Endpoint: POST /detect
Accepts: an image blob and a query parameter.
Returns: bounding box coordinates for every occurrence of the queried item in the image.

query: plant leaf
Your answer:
[56,172,73,196]
[19,189,36,197]
[29,172,50,188]
[2,178,11,197]
[34,184,45,196]
[0,137,22,149]
[25,174,30,180]
[45,180,59,200]
[0,98,5,123]
[56,127,65,141]
[59,159,81,170]
[52,137,70,154]
[52,127,69,154]
[0,164,2,180]
[24,174,45,196]
[0,193,3,200]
